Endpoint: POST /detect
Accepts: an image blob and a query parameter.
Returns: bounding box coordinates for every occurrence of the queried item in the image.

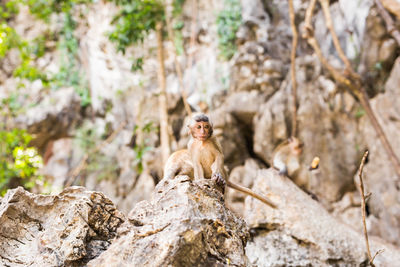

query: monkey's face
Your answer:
[191,121,212,141]
[290,138,303,155]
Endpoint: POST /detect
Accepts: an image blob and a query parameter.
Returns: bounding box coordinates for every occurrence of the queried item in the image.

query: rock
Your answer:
[244,169,400,266]
[210,109,250,168]
[41,138,74,193]
[15,87,82,152]
[87,176,249,266]
[254,55,362,204]
[224,90,269,125]
[0,187,125,266]
[231,42,284,93]
[226,158,263,216]
[314,0,374,62]
[379,38,398,66]
[359,57,400,246]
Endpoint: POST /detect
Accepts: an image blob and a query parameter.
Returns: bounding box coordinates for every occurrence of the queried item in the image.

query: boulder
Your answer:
[88,176,249,266]
[0,187,125,266]
[244,169,400,266]
[359,57,400,246]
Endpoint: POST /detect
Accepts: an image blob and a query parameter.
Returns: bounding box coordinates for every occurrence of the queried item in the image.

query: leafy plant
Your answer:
[50,12,91,107]
[0,129,43,195]
[107,0,185,71]
[216,0,242,60]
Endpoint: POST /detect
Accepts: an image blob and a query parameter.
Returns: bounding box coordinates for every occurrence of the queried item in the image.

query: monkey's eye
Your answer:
[205,125,209,129]
[197,125,201,129]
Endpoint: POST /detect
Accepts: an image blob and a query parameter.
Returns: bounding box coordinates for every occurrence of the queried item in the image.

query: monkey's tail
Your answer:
[226,181,277,209]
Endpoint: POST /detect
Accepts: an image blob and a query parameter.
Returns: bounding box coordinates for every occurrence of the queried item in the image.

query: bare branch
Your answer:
[156,21,171,166]
[319,0,355,75]
[165,0,192,117]
[288,0,298,137]
[357,151,373,266]
[357,150,383,266]
[375,0,400,45]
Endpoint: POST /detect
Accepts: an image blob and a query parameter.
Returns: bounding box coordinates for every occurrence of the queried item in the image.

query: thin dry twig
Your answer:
[165,0,192,117]
[375,0,400,45]
[65,121,127,187]
[356,150,384,266]
[302,0,400,179]
[357,151,373,265]
[319,0,355,75]
[288,0,298,137]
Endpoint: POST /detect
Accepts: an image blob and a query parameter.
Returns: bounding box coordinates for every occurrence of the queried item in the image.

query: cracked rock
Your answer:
[0,187,125,266]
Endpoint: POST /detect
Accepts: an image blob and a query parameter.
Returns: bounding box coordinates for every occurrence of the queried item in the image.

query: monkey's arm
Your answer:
[227,180,277,209]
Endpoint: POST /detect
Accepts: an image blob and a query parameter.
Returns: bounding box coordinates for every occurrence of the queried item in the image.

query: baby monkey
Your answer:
[272,136,303,176]
[164,114,276,208]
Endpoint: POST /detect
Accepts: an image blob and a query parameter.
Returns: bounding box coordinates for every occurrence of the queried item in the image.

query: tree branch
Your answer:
[302,0,400,179]
[156,21,171,166]
[289,0,298,137]
[375,0,400,45]
[165,0,192,118]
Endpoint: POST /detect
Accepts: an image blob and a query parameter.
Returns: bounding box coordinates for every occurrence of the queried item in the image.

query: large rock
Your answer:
[253,55,361,204]
[359,57,400,246]
[244,169,400,266]
[15,87,82,152]
[0,187,125,266]
[88,176,249,266]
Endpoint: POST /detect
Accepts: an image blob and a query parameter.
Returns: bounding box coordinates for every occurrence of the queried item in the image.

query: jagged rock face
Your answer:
[88,176,249,267]
[254,55,361,204]
[244,169,400,266]
[14,87,82,152]
[359,57,400,246]
[0,187,125,266]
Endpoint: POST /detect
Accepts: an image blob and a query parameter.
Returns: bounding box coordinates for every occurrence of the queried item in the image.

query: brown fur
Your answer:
[163,114,276,208]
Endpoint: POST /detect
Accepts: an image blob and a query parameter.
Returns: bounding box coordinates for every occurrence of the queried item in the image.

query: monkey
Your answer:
[163,149,193,180]
[272,136,303,177]
[163,113,276,208]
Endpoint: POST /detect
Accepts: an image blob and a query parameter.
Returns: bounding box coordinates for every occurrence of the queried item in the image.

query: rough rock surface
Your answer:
[0,187,125,266]
[254,55,361,204]
[359,57,400,246]
[88,176,249,267]
[244,169,400,266]
[14,88,82,152]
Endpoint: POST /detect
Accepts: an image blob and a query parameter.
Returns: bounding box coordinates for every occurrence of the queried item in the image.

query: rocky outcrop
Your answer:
[15,87,82,152]
[0,187,125,266]
[359,57,400,246]
[88,175,249,266]
[244,169,400,266]
[253,55,362,204]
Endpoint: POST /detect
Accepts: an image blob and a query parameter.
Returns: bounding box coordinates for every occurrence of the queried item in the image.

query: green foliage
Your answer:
[0,129,43,195]
[216,0,242,60]
[108,0,165,53]
[355,107,365,118]
[1,1,91,107]
[23,0,93,22]
[51,12,91,107]
[107,0,185,71]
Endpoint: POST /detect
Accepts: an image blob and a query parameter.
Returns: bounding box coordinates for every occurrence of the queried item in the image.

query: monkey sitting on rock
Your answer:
[163,113,276,208]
